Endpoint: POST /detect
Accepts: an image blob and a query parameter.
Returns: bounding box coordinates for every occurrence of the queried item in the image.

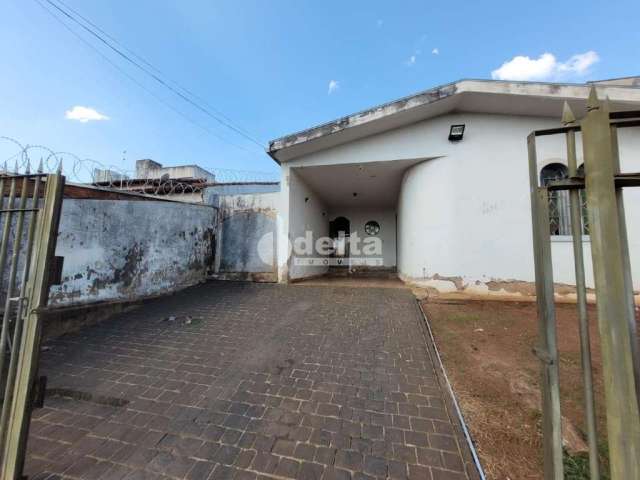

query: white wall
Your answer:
[395,113,640,291]
[327,208,396,267]
[282,111,640,290]
[287,168,330,280]
[618,128,640,292]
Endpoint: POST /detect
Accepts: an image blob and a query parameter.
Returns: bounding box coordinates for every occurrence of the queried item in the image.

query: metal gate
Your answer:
[528,88,640,479]
[0,167,64,479]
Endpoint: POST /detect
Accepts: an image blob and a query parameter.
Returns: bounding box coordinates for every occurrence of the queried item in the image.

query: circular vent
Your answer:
[364,220,380,236]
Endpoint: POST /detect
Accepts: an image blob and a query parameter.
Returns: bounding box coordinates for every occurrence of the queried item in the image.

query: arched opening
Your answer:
[329,216,350,239]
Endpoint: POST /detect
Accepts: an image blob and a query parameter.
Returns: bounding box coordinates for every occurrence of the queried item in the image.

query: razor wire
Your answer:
[0,136,279,196]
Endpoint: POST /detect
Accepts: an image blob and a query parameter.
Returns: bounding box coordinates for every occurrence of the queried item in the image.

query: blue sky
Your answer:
[1,0,638,180]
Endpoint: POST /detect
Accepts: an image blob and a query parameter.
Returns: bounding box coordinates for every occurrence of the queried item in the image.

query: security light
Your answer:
[449,124,465,141]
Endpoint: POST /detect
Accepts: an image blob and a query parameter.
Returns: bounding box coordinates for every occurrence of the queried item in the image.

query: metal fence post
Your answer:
[1,173,65,480]
[0,168,44,450]
[562,102,600,480]
[528,133,564,480]
[581,88,640,479]
[609,121,640,411]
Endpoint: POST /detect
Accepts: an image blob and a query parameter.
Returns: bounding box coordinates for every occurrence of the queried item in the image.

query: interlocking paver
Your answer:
[25,281,473,479]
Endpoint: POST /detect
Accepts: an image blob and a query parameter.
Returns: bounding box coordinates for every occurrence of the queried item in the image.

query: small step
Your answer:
[327,265,397,279]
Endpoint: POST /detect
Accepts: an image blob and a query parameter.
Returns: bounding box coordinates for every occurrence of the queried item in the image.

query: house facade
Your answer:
[267,78,640,295]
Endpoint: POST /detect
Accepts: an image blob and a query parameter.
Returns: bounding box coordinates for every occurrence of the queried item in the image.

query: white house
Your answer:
[265,78,640,295]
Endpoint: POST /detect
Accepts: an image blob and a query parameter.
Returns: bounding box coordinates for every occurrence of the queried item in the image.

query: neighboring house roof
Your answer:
[268,78,640,163]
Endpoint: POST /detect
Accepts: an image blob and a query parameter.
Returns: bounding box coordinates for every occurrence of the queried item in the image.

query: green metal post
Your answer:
[581,88,640,479]
[528,133,564,480]
[1,174,65,479]
[0,173,43,450]
[609,123,640,412]
[563,102,599,480]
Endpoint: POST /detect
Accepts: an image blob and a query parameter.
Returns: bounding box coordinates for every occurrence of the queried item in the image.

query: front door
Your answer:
[329,216,350,261]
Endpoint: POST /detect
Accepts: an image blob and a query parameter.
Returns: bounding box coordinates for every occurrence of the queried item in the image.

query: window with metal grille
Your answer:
[540,163,589,236]
[577,164,589,235]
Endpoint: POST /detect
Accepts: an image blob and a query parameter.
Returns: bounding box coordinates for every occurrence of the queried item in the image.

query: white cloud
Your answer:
[65,106,109,123]
[406,55,417,66]
[492,53,556,81]
[327,80,339,95]
[557,51,600,75]
[431,48,439,55]
[491,51,599,81]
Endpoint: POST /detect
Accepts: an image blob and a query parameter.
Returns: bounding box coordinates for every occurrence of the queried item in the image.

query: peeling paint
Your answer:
[401,272,600,302]
[48,199,216,306]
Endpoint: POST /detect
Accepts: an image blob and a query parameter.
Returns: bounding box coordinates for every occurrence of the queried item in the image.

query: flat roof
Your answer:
[268,78,640,163]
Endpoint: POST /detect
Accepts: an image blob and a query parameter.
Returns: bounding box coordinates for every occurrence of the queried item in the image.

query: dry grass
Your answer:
[420,298,622,480]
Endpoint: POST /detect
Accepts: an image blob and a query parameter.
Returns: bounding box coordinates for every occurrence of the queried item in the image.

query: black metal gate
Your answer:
[0,168,64,479]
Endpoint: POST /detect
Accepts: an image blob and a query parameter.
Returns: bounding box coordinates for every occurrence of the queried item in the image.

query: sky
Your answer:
[1,0,639,181]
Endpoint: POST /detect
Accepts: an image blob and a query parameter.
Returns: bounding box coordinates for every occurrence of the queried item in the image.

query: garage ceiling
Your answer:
[293,158,432,209]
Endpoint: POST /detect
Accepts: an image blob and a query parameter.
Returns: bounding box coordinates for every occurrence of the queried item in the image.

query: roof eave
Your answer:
[268,78,640,162]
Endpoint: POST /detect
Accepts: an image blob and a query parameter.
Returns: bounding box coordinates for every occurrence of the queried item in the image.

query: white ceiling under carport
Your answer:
[292,158,432,209]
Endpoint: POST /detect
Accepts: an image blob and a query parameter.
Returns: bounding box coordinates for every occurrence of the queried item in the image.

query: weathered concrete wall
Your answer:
[215,193,279,281]
[204,183,280,203]
[136,161,216,182]
[48,199,216,306]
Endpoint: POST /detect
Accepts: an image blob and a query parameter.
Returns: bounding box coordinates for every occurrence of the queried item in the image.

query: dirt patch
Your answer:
[421,299,639,479]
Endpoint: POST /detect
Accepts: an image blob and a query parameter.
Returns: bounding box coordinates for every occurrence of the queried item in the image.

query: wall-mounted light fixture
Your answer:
[448,124,465,141]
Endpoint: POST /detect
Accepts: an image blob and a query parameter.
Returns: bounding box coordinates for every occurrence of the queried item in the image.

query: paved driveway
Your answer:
[26,282,476,480]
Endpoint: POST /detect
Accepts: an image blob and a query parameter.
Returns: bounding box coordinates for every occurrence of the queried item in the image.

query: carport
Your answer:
[280,158,430,283]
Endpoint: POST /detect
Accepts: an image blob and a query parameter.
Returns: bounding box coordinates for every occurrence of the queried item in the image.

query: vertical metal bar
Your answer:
[528,133,564,480]
[564,105,599,479]
[2,174,64,480]
[0,175,41,450]
[0,178,17,286]
[0,176,6,239]
[609,124,640,411]
[560,190,571,235]
[0,176,30,383]
[581,89,640,479]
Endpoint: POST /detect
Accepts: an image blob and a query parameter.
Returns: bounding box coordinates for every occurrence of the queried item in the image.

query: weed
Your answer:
[563,448,610,480]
